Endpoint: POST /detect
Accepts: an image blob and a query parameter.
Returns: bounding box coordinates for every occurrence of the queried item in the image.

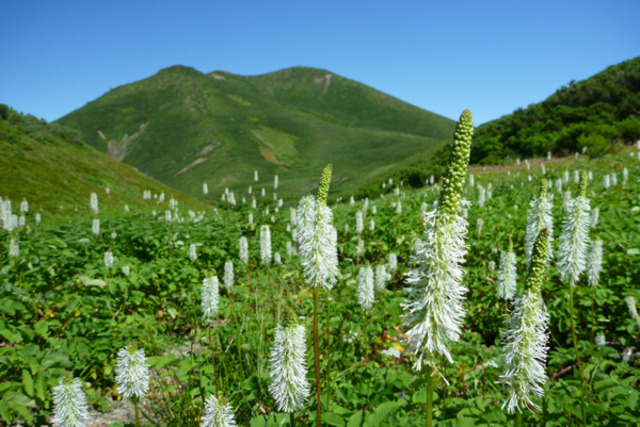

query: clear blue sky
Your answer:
[1,0,638,125]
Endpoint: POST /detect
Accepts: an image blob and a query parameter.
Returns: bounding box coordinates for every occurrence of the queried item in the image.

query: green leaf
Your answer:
[322,412,345,426]
[21,370,33,397]
[365,400,405,426]
[347,410,364,427]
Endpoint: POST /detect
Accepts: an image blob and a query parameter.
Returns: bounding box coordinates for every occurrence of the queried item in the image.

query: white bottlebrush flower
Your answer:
[369,219,375,232]
[468,174,475,187]
[402,110,473,371]
[286,240,293,258]
[355,211,364,235]
[203,182,209,195]
[122,265,130,277]
[610,172,617,186]
[124,204,130,212]
[254,170,259,182]
[557,172,591,285]
[224,260,234,289]
[297,189,339,291]
[261,188,266,197]
[388,252,398,272]
[357,266,375,311]
[52,375,89,427]
[274,174,279,190]
[239,236,249,263]
[274,252,282,264]
[371,205,377,215]
[9,238,19,258]
[595,334,606,347]
[201,395,237,427]
[35,213,41,224]
[248,213,253,225]
[478,185,486,208]
[116,344,150,400]
[356,238,364,256]
[90,192,99,215]
[104,251,114,269]
[20,199,29,213]
[165,210,172,222]
[497,242,517,301]
[626,296,639,320]
[500,229,550,414]
[189,243,198,262]
[591,206,600,227]
[268,313,310,413]
[396,200,402,214]
[488,260,496,273]
[602,175,610,189]
[260,225,272,265]
[525,180,554,267]
[586,239,603,287]
[375,264,388,291]
[201,275,220,323]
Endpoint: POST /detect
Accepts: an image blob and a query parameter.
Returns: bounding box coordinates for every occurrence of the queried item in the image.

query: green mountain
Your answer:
[0,105,207,223]
[471,56,640,163]
[57,66,456,200]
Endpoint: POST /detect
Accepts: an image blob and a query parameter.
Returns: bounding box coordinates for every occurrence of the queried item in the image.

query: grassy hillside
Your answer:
[471,56,640,163]
[57,66,455,200]
[0,105,208,224]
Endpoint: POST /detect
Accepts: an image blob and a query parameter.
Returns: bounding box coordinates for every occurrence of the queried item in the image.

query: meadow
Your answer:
[1,143,639,426]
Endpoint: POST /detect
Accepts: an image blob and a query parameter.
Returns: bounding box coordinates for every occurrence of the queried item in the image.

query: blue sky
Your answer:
[1,0,638,125]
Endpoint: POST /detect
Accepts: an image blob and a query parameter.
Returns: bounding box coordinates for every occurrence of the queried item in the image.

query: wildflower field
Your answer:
[1,125,640,425]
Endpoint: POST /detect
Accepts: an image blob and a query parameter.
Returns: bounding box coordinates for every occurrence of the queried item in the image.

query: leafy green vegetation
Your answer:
[57,66,456,201]
[471,56,640,163]
[1,144,638,425]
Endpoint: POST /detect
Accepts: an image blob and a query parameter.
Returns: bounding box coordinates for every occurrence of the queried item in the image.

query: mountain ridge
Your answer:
[57,65,456,200]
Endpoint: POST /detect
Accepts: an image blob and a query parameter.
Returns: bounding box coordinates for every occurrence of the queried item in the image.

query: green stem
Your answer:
[313,286,321,427]
[326,291,331,412]
[290,412,296,427]
[590,286,596,350]
[134,397,140,427]
[426,365,433,427]
[208,324,219,396]
[515,411,522,427]
[569,286,587,426]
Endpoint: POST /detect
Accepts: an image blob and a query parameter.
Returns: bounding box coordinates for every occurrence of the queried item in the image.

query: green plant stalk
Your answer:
[313,286,322,427]
[290,412,296,427]
[425,365,433,427]
[325,291,331,412]
[569,286,587,426]
[134,397,140,427]
[208,324,219,396]
[515,411,522,427]
[590,286,596,349]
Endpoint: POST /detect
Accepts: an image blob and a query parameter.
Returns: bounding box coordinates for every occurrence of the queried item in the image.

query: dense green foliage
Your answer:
[0,106,207,224]
[57,66,455,200]
[471,56,640,163]
[1,147,639,425]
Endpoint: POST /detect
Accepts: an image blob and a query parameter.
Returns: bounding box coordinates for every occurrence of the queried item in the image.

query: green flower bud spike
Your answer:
[317,164,333,207]
[526,228,549,295]
[438,109,473,217]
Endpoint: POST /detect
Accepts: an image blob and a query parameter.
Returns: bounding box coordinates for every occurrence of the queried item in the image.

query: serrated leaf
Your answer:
[21,370,33,397]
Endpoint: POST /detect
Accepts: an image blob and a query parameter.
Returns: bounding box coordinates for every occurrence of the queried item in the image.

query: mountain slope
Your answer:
[0,105,207,222]
[57,66,456,199]
[471,56,640,163]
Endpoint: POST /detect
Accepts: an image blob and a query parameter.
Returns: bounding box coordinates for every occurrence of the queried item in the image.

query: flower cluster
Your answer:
[115,343,150,400]
[402,110,473,371]
[268,310,310,413]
